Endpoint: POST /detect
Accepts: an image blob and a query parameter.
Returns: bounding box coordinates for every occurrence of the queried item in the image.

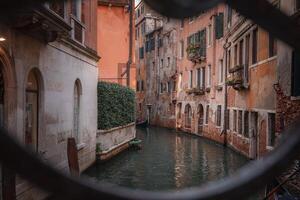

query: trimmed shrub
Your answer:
[98,82,135,130]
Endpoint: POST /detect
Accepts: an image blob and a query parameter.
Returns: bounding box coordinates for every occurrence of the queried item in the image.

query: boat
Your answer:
[129,139,142,150]
[136,120,148,128]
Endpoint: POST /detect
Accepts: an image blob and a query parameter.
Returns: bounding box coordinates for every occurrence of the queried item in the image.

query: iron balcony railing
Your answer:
[0,0,300,199]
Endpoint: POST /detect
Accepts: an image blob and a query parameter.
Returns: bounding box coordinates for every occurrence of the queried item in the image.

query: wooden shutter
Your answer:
[215,13,224,39]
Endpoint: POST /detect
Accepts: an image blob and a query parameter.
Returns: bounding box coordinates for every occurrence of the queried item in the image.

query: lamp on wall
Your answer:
[0,37,6,42]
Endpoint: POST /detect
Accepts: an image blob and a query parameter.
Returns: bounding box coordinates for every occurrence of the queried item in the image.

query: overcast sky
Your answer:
[135,0,141,6]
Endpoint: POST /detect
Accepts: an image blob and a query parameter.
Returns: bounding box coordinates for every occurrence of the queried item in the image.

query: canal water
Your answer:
[84,126,257,195]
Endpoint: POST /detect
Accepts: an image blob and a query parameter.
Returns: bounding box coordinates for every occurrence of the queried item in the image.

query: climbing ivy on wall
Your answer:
[98,82,135,130]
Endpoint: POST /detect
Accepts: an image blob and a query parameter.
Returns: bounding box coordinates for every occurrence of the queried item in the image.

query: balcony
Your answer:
[186,87,205,95]
[12,5,72,43]
[227,65,247,90]
[186,44,206,63]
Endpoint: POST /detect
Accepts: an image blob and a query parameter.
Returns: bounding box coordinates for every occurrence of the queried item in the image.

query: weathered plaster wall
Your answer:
[0,26,98,199]
[96,122,136,155]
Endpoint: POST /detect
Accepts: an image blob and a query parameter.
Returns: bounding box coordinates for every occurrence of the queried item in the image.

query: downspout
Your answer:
[127,0,133,87]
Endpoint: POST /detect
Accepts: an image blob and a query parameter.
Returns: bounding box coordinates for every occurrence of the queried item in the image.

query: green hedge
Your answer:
[98,82,135,130]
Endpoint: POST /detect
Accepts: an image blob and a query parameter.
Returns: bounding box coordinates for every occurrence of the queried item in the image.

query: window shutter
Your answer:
[292,51,300,96]
[215,13,224,39]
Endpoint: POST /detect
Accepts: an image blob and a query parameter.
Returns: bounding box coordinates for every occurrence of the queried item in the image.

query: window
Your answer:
[227,50,231,70]
[189,70,193,88]
[160,82,163,93]
[215,13,224,39]
[268,113,276,147]
[141,22,146,35]
[180,40,184,58]
[139,103,142,111]
[234,45,238,66]
[208,25,212,45]
[71,0,83,21]
[167,81,171,93]
[179,73,183,90]
[161,59,163,68]
[207,65,211,87]
[197,68,201,88]
[233,110,237,132]
[226,109,230,130]
[137,8,140,17]
[201,68,205,88]
[238,110,243,135]
[239,39,244,66]
[139,47,144,59]
[185,104,192,128]
[205,105,209,124]
[269,34,277,57]
[136,80,139,91]
[141,80,144,91]
[227,6,232,27]
[216,105,222,127]
[245,35,250,83]
[49,0,65,18]
[141,5,144,14]
[73,79,82,143]
[292,51,300,96]
[150,38,155,51]
[181,19,184,28]
[167,57,170,67]
[252,28,258,64]
[219,59,224,83]
[244,111,249,138]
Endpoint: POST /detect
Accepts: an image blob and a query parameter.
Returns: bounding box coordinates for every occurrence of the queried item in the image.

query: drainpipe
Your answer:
[223,40,230,147]
[127,0,133,87]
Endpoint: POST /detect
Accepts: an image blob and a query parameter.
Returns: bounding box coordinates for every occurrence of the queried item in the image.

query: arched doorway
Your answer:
[25,69,41,152]
[197,104,204,135]
[184,104,192,129]
[74,79,82,143]
[176,103,182,129]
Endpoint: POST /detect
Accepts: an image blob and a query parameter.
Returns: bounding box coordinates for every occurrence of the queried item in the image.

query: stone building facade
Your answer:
[135,1,179,128]
[0,1,99,199]
[135,0,299,160]
[97,0,136,89]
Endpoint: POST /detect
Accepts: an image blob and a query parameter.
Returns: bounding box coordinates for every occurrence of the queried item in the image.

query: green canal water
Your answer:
[84,127,261,199]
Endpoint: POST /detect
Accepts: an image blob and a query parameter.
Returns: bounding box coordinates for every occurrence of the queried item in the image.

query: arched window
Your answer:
[185,104,192,128]
[73,79,82,143]
[25,69,41,152]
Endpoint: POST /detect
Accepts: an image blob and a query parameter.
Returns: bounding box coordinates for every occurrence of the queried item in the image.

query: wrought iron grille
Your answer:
[0,0,300,199]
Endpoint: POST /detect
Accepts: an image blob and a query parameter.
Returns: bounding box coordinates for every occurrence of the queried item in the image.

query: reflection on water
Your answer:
[84,127,251,192]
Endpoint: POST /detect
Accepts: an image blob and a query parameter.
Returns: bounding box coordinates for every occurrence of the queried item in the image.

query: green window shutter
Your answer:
[215,13,224,39]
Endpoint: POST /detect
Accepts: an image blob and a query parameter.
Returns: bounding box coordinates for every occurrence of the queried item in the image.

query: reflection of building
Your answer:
[97,0,136,89]
[0,1,99,199]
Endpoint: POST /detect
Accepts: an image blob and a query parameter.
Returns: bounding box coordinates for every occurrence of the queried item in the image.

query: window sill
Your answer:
[76,143,86,151]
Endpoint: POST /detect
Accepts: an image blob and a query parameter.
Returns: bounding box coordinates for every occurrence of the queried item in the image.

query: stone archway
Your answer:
[184,104,192,129]
[197,104,204,135]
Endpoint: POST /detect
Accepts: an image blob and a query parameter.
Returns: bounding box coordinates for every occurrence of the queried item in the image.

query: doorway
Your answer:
[197,104,204,135]
[250,112,258,159]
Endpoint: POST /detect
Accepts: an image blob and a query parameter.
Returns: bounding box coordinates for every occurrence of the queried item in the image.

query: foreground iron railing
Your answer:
[0,0,300,199]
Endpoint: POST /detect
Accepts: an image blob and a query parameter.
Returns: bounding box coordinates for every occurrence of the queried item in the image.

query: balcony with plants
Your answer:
[186,43,206,63]
[186,87,205,95]
[227,65,247,90]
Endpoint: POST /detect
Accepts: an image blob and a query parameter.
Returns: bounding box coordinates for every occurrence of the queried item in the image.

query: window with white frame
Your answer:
[219,59,224,84]
[196,68,201,88]
[208,24,212,46]
[189,70,193,89]
[201,67,205,88]
[207,65,211,88]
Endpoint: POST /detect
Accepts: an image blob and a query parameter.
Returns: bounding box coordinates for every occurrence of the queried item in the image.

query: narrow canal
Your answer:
[84,127,256,195]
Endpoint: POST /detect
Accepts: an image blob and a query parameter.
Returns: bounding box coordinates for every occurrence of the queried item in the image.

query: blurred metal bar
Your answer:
[0,121,300,199]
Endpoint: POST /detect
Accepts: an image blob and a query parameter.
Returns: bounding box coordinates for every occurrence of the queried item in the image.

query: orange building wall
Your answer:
[97,4,136,89]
